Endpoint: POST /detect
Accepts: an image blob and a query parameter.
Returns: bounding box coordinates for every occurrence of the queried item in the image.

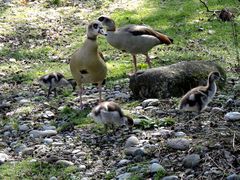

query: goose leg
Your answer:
[78,84,84,109]
[132,54,137,73]
[145,54,152,68]
[47,85,52,99]
[53,88,57,97]
[98,83,102,103]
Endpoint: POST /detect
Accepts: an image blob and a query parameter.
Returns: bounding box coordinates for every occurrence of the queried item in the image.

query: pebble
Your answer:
[49,177,58,180]
[56,160,74,166]
[116,172,132,180]
[224,112,240,121]
[3,125,12,131]
[43,138,53,145]
[21,147,34,157]
[19,99,31,104]
[124,147,139,156]
[79,165,86,171]
[29,130,57,138]
[150,159,159,164]
[117,159,131,167]
[0,153,9,165]
[167,138,191,150]
[183,154,201,168]
[226,173,240,180]
[174,132,186,137]
[162,175,179,180]
[125,136,139,148]
[142,99,159,108]
[149,163,165,173]
[152,129,173,138]
[4,131,11,137]
[42,125,56,130]
[211,107,225,113]
[42,111,55,119]
[19,124,30,132]
[14,144,27,154]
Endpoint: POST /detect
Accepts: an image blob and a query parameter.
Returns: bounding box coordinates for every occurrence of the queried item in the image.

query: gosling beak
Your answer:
[99,28,107,36]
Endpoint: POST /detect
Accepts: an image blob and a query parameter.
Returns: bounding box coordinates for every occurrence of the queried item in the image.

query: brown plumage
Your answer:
[98,16,173,73]
[88,101,134,131]
[70,21,107,108]
[179,71,222,113]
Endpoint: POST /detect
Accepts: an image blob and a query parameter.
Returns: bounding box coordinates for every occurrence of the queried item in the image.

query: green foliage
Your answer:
[157,117,175,127]
[105,171,116,180]
[58,106,93,132]
[153,168,166,179]
[0,159,79,179]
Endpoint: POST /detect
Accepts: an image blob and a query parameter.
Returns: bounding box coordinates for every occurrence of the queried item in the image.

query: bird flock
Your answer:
[39,16,222,131]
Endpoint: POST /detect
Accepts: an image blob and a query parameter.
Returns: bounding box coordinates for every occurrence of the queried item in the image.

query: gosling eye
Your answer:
[93,23,98,29]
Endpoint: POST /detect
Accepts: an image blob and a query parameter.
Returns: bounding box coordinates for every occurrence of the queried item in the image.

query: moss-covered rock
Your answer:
[129,60,226,99]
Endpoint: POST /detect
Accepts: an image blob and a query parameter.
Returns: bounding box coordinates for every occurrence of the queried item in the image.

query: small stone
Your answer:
[117,159,131,167]
[142,99,159,108]
[56,160,74,166]
[19,99,31,104]
[174,132,186,137]
[133,148,145,157]
[125,136,139,148]
[183,154,201,168]
[162,175,179,180]
[211,107,225,113]
[224,112,240,121]
[42,111,55,119]
[14,144,27,154]
[208,30,215,34]
[226,173,240,180]
[0,153,9,165]
[3,125,12,131]
[4,131,11,137]
[19,124,29,132]
[167,138,191,150]
[29,130,57,138]
[43,138,53,145]
[116,172,132,180]
[21,147,34,157]
[150,159,159,164]
[149,163,165,173]
[42,125,56,130]
[124,147,138,156]
[152,129,173,138]
[49,177,58,180]
[79,165,86,171]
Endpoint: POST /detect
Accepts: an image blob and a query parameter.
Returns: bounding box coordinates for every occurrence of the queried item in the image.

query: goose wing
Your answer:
[119,25,173,45]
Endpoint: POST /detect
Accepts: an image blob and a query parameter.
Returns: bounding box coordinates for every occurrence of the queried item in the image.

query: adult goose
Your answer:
[179,71,222,113]
[70,21,107,108]
[98,16,173,73]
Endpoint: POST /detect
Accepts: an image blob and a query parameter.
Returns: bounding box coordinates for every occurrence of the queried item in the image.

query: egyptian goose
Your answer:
[88,101,134,131]
[39,72,73,98]
[179,71,222,113]
[70,21,107,108]
[98,16,173,73]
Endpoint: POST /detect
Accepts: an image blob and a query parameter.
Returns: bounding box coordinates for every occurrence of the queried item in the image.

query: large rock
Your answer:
[129,61,226,99]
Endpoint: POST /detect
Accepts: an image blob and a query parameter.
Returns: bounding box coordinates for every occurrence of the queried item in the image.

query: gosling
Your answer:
[39,72,75,98]
[88,101,134,132]
[179,71,222,113]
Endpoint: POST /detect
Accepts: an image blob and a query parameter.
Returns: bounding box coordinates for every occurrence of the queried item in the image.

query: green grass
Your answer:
[0,159,79,180]
[57,106,93,132]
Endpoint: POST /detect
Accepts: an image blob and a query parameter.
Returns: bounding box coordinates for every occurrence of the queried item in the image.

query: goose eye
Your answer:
[93,24,98,29]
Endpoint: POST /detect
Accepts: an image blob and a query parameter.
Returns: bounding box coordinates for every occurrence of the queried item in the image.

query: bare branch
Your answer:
[199,0,221,13]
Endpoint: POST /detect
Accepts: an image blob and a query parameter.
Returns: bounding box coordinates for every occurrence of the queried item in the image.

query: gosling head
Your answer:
[98,16,116,31]
[87,20,107,38]
[209,71,222,82]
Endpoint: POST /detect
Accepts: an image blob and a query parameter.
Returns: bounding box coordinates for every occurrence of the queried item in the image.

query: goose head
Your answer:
[87,21,107,39]
[98,16,116,31]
